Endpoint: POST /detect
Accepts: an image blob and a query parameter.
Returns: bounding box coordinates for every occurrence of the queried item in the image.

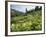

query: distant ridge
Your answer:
[11,9,26,16]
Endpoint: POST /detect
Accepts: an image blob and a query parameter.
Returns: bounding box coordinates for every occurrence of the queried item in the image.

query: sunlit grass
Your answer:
[11,10,42,32]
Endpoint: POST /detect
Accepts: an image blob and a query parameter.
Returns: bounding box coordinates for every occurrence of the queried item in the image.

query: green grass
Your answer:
[11,10,42,32]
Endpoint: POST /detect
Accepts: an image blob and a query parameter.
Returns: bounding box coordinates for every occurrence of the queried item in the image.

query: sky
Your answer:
[10,4,36,13]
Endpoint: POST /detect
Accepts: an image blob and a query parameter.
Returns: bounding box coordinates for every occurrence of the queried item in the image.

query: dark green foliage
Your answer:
[35,6,42,11]
[35,6,39,11]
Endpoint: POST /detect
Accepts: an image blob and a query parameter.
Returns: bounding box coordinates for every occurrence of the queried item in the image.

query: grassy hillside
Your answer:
[11,10,42,32]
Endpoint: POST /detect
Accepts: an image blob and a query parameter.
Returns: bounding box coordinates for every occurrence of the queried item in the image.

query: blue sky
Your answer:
[10,4,35,13]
